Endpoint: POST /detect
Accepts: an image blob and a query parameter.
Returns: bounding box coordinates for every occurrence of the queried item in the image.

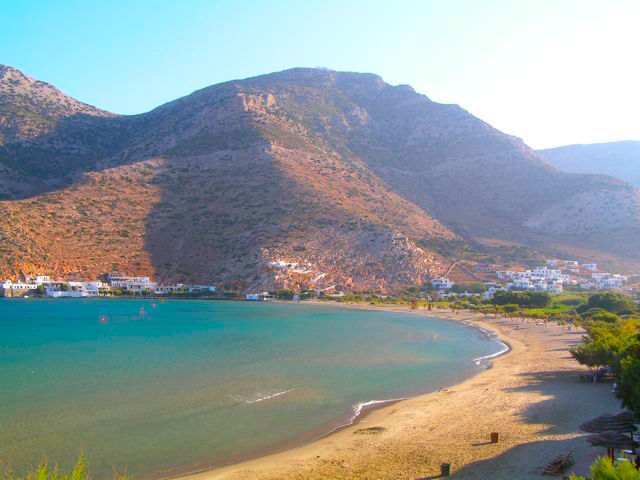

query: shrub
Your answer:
[570,456,640,479]
[579,293,636,314]
[0,453,128,480]
[492,291,551,308]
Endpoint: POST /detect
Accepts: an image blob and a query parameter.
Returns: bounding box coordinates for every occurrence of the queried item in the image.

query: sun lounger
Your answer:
[542,449,575,476]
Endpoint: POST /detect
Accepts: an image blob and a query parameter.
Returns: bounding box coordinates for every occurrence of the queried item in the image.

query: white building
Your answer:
[601,277,624,289]
[548,283,563,294]
[592,272,610,281]
[155,284,185,295]
[510,278,533,290]
[107,273,157,293]
[246,292,275,301]
[45,285,86,298]
[431,277,455,290]
[483,286,507,300]
[189,285,217,294]
[532,267,562,280]
[496,271,512,280]
[583,263,598,271]
[594,274,627,289]
[0,280,38,297]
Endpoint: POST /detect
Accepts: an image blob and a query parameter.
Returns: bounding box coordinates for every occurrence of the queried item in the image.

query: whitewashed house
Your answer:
[483,286,507,300]
[532,267,562,280]
[45,284,86,298]
[0,280,38,297]
[33,275,51,285]
[188,285,217,294]
[155,284,184,295]
[107,273,157,293]
[548,283,563,293]
[431,277,455,290]
[246,292,275,301]
[509,278,533,290]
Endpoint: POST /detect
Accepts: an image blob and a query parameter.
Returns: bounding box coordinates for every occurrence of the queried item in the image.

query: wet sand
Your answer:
[178,305,617,480]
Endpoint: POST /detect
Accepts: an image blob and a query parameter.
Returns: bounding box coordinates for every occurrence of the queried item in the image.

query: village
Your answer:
[419,258,633,300]
[0,272,217,298]
[0,258,636,300]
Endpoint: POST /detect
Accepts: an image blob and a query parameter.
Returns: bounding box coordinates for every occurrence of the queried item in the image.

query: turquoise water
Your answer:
[0,299,503,478]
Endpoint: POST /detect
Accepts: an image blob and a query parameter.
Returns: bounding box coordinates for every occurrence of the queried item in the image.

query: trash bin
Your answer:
[440,463,451,476]
[491,432,499,443]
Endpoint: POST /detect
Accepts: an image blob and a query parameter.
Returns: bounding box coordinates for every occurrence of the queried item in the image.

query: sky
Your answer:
[1,0,639,149]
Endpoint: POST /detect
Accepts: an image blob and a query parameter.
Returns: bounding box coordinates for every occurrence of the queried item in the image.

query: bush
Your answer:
[570,456,640,479]
[617,337,640,416]
[502,304,519,315]
[571,319,640,373]
[450,283,486,294]
[580,293,636,314]
[588,311,620,323]
[492,291,551,308]
[0,453,128,480]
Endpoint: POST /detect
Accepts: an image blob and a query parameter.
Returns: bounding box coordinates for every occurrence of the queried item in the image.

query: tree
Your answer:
[581,293,636,314]
[616,336,640,417]
[451,282,486,294]
[570,456,640,479]
[492,291,551,308]
[589,311,619,323]
[502,304,519,316]
[570,319,639,372]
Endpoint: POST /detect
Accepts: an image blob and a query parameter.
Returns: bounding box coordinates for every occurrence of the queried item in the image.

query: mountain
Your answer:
[1,66,639,291]
[539,141,640,188]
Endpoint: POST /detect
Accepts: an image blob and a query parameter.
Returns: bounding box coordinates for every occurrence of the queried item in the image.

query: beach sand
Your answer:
[179,306,618,480]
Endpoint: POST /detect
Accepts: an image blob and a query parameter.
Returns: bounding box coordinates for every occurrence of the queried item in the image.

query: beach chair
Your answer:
[542,449,575,476]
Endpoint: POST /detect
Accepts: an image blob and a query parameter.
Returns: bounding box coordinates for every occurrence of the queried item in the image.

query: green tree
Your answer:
[492,291,551,308]
[502,304,519,316]
[451,282,486,294]
[616,336,640,417]
[583,293,636,314]
[585,311,620,323]
[570,456,640,479]
[570,319,639,372]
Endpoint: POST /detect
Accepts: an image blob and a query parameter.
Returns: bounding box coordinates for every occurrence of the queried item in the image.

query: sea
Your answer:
[0,299,506,478]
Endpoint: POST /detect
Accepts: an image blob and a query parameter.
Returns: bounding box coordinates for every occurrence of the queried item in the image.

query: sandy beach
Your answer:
[179,305,618,480]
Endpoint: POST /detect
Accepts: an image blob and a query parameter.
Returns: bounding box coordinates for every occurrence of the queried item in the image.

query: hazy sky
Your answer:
[1,0,638,149]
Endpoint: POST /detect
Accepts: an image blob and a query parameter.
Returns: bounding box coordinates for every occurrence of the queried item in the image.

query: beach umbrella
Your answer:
[586,431,638,460]
[615,411,639,424]
[580,414,638,433]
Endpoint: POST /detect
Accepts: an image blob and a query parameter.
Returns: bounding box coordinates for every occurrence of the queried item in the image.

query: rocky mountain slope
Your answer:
[539,141,640,188]
[1,66,639,290]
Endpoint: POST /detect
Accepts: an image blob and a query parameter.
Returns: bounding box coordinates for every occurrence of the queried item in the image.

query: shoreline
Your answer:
[172,302,617,480]
[151,303,508,480]
[5,298,616,478]
[169,301,592,480]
